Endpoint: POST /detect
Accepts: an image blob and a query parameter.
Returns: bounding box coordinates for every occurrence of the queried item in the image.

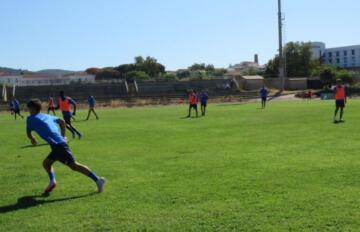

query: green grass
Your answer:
[1,100,360,231]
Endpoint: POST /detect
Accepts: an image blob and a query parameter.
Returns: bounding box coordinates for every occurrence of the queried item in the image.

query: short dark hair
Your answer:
[27,99,42,112]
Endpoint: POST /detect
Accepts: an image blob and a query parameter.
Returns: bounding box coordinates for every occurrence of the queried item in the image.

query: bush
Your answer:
[126,71,150,80]
[161,73,176,80]
[319,66,337,86]
[336,69,353,84]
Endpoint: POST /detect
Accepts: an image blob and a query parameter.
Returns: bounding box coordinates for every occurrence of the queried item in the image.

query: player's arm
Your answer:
[70,98,77,115]
[27,129,38,146]
[54,99,60,110]
[58,119,66,137]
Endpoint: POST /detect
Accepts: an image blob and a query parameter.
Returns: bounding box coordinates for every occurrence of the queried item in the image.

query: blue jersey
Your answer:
[13,100,20,110]
[260,88,268,98]
[88,96,95,108]
[27,113,67,145]
[9,101,14,109]
[200,93,208,104]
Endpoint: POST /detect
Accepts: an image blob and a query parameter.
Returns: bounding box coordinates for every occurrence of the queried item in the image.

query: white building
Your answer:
[0,72,95,86]
[227,54,265,75]
[311,42,360,68]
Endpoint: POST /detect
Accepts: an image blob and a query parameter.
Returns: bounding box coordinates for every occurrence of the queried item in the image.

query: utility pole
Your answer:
[278,0,285,91]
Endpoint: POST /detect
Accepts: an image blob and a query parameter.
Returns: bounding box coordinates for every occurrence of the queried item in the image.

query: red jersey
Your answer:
[335,85,345,100]
[189,93,198,105]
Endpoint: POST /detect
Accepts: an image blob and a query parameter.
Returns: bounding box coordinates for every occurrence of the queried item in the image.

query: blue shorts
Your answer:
[47,143,75,165]
[62,111,72,120]
[336,100,345,108]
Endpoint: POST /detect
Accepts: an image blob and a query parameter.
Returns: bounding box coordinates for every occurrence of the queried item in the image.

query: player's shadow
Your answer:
[20,143,48,149]
[0,193,96,214]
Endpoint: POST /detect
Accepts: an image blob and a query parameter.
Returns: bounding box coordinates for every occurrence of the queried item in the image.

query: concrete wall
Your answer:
[265,78,308,90]
[7,79,238,103]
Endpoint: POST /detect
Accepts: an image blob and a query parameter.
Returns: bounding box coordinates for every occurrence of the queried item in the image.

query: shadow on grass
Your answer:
[20,143,48,149]
[180,116,202,119]
[0,192,96,214]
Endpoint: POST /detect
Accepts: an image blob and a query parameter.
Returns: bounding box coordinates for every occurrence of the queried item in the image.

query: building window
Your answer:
[328,59,332,63]
[328,52,332,58]
[344,50,348,56]
[336,58,340,64]
[344,57,348,63]
[336,51,340,57]
[352,49,355,55]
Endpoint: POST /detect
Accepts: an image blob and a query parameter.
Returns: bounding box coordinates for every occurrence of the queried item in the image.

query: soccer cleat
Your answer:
[78,133,82,140]
[43,181,57,194]
[96,177,106,193]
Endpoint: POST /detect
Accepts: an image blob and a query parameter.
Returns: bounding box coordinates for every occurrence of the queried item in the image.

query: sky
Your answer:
[0,0,359,71]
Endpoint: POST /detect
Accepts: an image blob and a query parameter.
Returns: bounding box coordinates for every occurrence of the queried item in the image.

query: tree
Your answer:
[189,63,206,71]
[176,70,191,79]
[126,71,150,80]
[265,42,319,78]
[161,73,176,80]
[336,69,353,84]
[95,69,122,80]
[319,66,337,86]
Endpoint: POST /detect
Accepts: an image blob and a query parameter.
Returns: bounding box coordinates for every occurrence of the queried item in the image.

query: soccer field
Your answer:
[1,100,360,231]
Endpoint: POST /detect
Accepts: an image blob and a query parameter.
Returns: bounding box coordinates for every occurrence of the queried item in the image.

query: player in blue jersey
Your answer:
[9,100,15,115]
[86,95,99,120]
[200,91,209,116]
[12,97,24,119]
[26,99,105,196]
[260,86,268,109]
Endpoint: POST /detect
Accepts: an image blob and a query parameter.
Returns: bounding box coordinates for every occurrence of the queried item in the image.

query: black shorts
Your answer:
[261,97,267,101]
[14,109,20,114]
[201,103,207,107]
[336,100,345,108]
[47,143,76,165]
[190,104,197,109]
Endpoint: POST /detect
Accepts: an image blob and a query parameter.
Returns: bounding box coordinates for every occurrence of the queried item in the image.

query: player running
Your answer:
[9,100,15,115]
[26,99,106,196]
[12,97,24,119]
[47,96,56,115]
[86,95,99,120]
[187,90,199,118]
[333,79,347,123]
[260,86,268,109]
[200,91,209,116]
[56,91,82,139]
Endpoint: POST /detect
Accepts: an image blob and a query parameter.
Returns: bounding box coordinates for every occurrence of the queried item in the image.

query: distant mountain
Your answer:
[35,69,76,76]
[0,67,31,75]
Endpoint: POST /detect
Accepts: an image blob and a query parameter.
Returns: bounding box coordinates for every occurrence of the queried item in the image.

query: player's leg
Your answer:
[68,162,106,193]
[334,105,339,122]
[86,109,91,120]
[263,98,267,108]
[42,158,57,194]
[187,105,192,118]
[66,119,82,139]
[18,111,24,119]
[92,109,99,120]
[195,105,199,117]
[340,105,344,121]
[47,107,50,114]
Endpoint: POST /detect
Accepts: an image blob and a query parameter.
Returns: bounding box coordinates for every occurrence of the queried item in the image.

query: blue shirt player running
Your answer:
[260,86,268,109]
[26,99,106,196]
[12,97,24,119]
[86,95,99,120]
[200,91,209,116]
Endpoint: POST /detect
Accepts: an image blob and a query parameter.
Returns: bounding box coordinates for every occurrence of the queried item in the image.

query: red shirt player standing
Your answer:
[187,90,199,118]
